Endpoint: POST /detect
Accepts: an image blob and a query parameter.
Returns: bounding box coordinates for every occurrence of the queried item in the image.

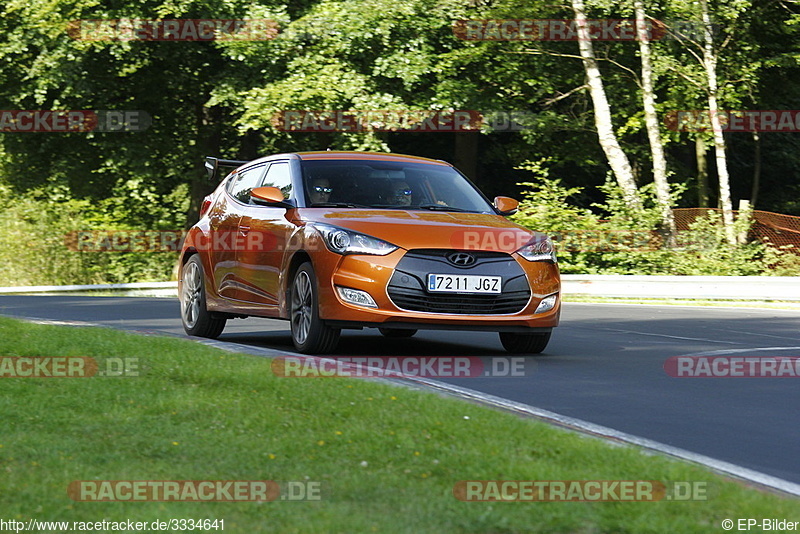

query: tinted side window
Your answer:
[260,162,292,198]
[228,165,266,204]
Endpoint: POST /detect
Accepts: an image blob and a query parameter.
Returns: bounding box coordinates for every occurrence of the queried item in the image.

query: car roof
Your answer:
[296,151,450,165]
[241,151,452,168]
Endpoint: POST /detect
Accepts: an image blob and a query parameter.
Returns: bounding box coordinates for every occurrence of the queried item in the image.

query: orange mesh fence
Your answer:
[673,208,800,251]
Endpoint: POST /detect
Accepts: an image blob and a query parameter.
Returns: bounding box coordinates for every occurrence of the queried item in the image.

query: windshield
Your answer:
[300,159,494,213]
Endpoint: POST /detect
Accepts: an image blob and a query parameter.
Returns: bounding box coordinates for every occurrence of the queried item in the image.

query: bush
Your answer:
[0,184,183,286]
[510,163,799,276]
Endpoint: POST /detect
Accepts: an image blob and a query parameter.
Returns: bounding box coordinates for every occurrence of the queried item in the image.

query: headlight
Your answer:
[312,223,398,256]
[516,235,557,263]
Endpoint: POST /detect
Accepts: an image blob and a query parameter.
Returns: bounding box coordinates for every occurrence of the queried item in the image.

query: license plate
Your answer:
[427,274,501,294]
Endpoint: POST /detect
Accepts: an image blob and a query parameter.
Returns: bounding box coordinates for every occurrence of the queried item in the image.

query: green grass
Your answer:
[0,316,798,533]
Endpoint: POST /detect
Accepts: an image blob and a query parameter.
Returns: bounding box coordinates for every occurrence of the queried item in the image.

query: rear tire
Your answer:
[499,331,551,354]
[379,328,417,338]
[290,262,340,354]
[180,255,227,338]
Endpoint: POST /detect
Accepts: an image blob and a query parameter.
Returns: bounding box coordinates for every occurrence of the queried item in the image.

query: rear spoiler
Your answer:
[204,156,250,182]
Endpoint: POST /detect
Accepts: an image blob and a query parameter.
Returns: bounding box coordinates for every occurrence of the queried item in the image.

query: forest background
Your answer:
[1,0,799,285]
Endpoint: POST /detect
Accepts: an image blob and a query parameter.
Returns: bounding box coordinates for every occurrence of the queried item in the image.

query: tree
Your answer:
[571,0,641,209]
[698,0,735,244]
[659,0,763,241]
[634,0,676,243]
[0,0,279,226]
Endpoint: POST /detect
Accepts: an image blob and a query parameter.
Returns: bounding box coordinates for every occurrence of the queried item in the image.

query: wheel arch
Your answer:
[281,250,313,318]
[179,247,221,307]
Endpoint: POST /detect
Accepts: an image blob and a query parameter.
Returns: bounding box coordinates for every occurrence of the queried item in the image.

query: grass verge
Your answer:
[0,316,798,533]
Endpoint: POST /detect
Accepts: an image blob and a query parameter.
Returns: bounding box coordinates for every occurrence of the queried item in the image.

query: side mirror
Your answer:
[204,157,218,181]
[494,196,519,216]
[251,186,288,205]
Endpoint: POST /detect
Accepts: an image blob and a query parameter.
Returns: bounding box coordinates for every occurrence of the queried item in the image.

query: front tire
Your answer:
[499,331,551,354]
[180,255,227,338]
[290,262,340,354]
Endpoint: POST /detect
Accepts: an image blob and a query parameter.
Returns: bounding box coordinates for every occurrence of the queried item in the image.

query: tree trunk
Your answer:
[453,132,479,181]
[737,199,751,245]
[750,131,761,208]
[695,136,710,208]
[188,102,223,227]
[571,0,641,209]
[635,0,676,245]
[700,0,736,244]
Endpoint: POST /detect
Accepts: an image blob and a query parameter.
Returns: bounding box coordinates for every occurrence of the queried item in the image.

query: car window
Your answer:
[300,159,493,212]
[228,165,266,204]
[260,161,292,199]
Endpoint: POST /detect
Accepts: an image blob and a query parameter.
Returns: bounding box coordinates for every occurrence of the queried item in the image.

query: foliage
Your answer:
[512,165,799,276]
[1,0,800,284]
[511,160,607,273]
[0,190,178,286]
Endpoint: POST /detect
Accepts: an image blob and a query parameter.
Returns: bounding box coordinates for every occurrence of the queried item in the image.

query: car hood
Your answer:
[295,208,541,253]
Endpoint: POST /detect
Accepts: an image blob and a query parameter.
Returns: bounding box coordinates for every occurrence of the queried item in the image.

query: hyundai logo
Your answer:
[447,252,476,266]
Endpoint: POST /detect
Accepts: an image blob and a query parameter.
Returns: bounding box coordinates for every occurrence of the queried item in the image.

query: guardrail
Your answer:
[1,276,799,301]
[0,282,178,297]
[560,275,800,301]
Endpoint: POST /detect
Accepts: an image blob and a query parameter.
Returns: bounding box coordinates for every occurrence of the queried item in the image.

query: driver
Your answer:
[309,177,333,204]
[390,180,413,206]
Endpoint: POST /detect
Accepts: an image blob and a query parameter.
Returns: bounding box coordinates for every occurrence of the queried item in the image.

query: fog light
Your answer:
[337,286,378,308]
[535,294,557,314]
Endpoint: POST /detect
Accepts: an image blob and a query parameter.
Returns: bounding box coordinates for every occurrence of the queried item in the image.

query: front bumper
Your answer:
[318,248,560,330]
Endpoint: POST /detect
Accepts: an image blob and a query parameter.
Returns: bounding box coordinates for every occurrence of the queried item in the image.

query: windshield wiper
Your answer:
[415,204,481,213]
[310,202,369,208]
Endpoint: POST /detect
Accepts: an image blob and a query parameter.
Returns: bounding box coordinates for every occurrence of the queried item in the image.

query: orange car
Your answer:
[178,151,560,354]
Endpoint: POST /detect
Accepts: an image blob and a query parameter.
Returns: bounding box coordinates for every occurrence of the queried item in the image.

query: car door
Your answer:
[211,164,267,300]
[235,161,296,311]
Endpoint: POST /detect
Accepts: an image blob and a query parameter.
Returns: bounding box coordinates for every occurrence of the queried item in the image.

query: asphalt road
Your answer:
[1,295,799,486]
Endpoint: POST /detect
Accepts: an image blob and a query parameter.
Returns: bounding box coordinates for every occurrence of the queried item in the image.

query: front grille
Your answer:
[388,286,530,314]
[387,249,531,315]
